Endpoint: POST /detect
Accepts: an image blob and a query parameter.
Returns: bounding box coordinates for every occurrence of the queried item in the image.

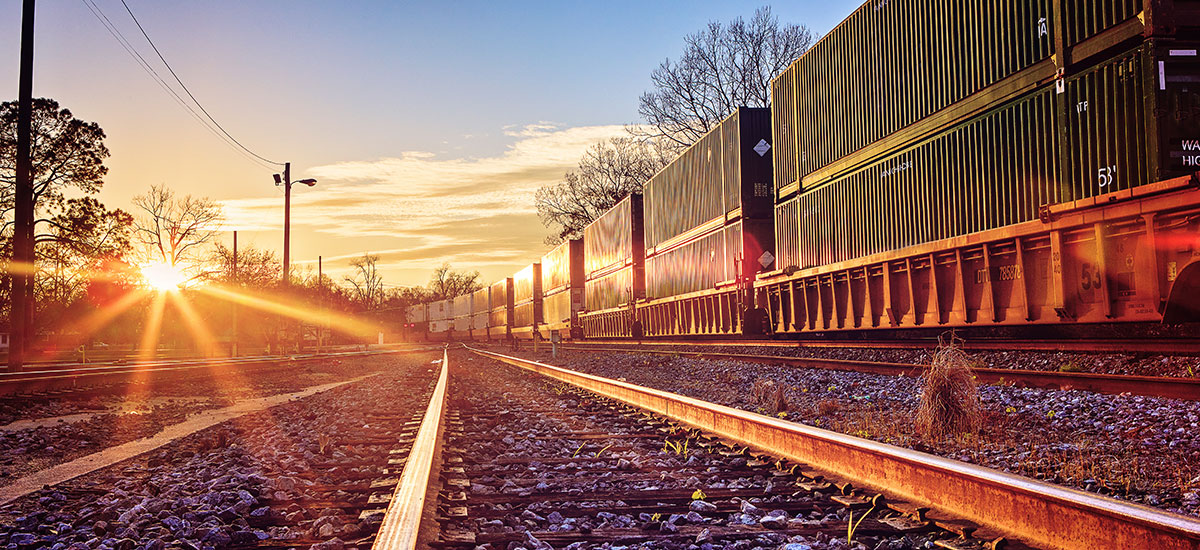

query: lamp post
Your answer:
[272,162,316,284]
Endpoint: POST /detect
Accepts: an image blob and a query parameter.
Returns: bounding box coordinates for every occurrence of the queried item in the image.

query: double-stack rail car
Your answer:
[415,0,1200,344]
[579,194,646,338]
[761,0,1200,336]
[470,287,490,340]
[510,263,543,339]
[637,107,776,338]
[537,239,585,340]
[488,278,513,341]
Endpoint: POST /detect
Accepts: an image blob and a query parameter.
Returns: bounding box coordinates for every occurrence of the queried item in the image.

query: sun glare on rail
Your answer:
[141,262,186,291]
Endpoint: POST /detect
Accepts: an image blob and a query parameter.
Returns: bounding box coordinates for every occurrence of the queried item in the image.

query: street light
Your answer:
[272,162,317,284]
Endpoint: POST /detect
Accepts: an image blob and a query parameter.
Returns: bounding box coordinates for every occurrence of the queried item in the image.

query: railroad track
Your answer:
[558,344,1200,401]
[365,346,1200,550]
[0,352,443,549]
[0,347,432,397]
[564,338,1200,355]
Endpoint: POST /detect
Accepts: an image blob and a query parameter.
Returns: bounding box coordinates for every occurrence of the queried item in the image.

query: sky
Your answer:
[0,1,858,289]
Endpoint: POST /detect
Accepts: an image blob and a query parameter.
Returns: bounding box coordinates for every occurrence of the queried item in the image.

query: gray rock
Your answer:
[689,500,717,513]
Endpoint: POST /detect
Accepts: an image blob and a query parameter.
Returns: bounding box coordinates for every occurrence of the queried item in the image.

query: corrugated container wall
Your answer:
[470,287,490,332]
[644,127,726,249]
[452,294,472,318]
[787,0,1055,184]
[429,300,450,321]
[541,239,584,329]
[512,263,543,328]
[772,64,798,192]
[646,229,731,298]
[583,194,644,311]
[775,39,1200,270]
[488,278,512,331]
[584,194,644,277]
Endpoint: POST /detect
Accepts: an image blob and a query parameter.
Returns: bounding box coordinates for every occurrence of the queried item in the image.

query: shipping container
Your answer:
[470,287,490,336]
[772,63,799,192]
[583,193,645,312]
[585,267,637,312]
[540,239,584,333]
[511,263,543,331]
[451,294,472,335]
[429,300,451,321]
[774,39,1200,271]
[488,278,513,339]
[452,294,472,318]
[774,0,1195,198]
[643,108,774,300]
[584,194,644,278]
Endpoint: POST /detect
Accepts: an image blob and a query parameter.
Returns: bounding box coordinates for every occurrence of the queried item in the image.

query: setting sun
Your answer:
[140,262,186,291]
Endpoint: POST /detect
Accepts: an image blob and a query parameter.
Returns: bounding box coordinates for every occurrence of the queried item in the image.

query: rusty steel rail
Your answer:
[565,337,1200,355]
[561,345,1200,401]
[467,346,1200,550]
[0,349,418,397]
[373,349,449,550]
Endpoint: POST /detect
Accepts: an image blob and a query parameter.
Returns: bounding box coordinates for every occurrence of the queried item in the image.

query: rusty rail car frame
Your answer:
[468,346,1200,550]
[559,344,1200,401]
[560,337,1200,355]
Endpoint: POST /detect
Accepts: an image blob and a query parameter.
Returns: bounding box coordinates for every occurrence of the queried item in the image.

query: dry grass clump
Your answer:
[917,332,982,441]
[751,378,789,416]
[817,399,841,416]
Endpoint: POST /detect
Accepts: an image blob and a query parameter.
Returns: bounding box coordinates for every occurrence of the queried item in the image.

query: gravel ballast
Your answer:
[0,352,440,549]
[506,347,1200,519]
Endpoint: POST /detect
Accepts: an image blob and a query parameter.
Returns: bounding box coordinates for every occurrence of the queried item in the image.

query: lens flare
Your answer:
[140,262,186,291]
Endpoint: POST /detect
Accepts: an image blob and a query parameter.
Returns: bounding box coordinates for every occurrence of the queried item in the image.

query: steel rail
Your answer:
[467,346,1200,550]
[561,345,1200,401]
[564,337,1200,355]
[373,348,449,550]
[0,349,419,397]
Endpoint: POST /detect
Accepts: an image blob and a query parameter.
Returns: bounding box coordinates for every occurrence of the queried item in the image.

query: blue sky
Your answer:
[0,1,859,286]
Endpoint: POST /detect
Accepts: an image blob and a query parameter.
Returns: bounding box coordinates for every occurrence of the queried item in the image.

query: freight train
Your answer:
[408,0,1200,342]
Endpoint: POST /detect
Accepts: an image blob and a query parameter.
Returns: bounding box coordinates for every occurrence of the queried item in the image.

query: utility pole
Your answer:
[316,255,323,354]
[231,231,238,358]
[281,162,291,284]
[9,0,36,372]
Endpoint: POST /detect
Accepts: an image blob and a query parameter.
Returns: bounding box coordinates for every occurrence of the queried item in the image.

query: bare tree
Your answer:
[535,136,672,244]
[634,7,814,147]
[345,253,385,309]
[131,184,223,268]
[428,262,481,300]
[206,242,279,288]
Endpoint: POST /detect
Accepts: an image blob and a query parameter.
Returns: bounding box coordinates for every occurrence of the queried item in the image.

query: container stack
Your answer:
[429,299,451,338]
[581,194,645,337]
[511,263,543,338]
[470,287,490,340]
[451,294,472,339]
[488,278,513,340]
[642,107,774,300]
[771,0,1200,271]
[540,239,584,338]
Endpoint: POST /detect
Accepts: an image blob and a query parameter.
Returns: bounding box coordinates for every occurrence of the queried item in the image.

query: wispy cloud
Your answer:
[221,122,627,285]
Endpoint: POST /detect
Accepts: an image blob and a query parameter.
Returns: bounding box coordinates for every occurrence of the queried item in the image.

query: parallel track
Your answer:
[560,344,1200,401]
[0,348,425,397]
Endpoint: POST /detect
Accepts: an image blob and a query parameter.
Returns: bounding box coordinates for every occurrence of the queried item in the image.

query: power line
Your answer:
[118,0,285,167]
[80,0,278,172]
